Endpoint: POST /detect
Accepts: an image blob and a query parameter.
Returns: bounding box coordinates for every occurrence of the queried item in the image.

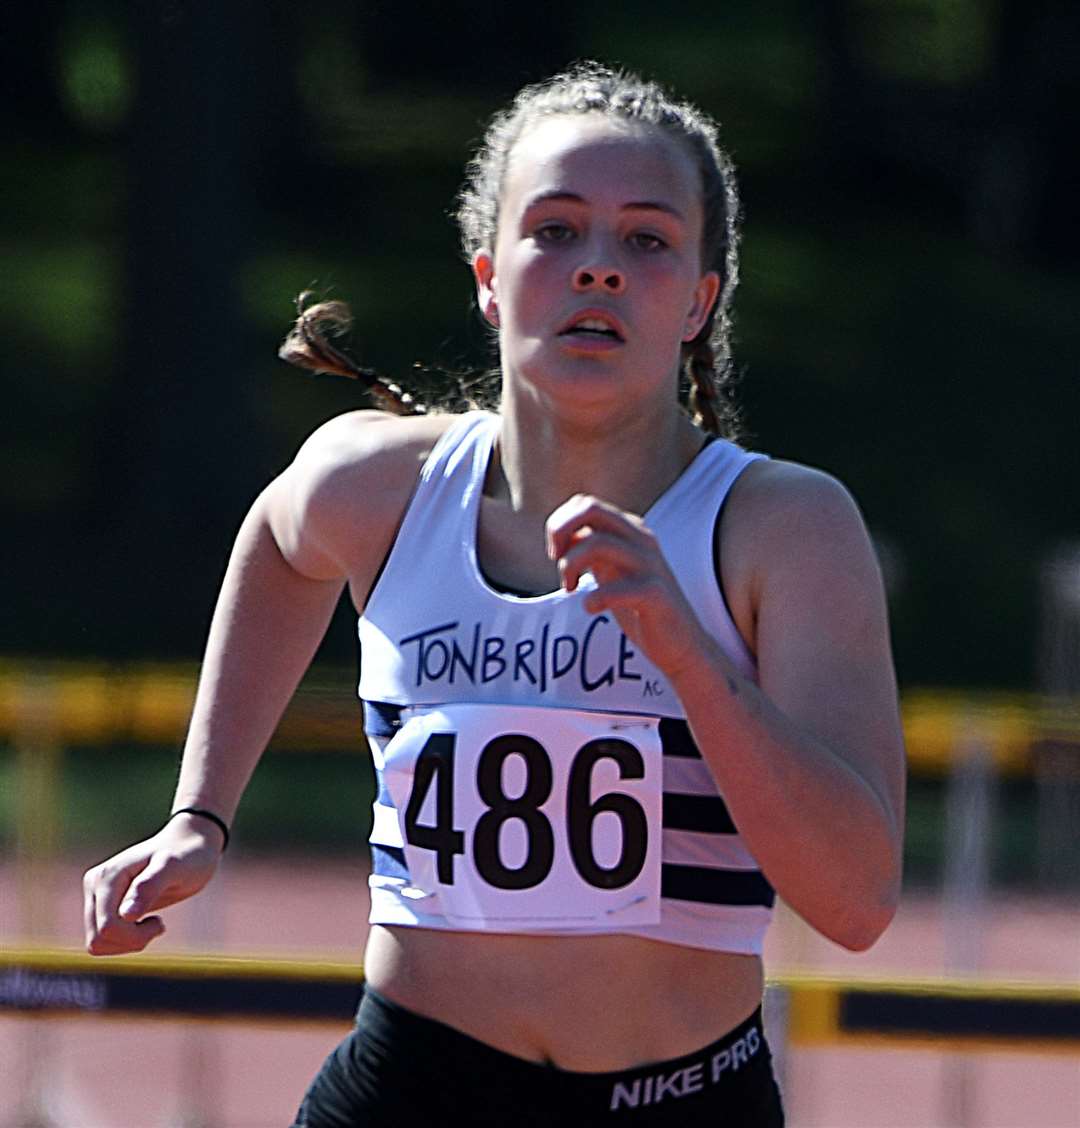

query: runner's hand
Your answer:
[546,494,714,682]
[82,815,223,955]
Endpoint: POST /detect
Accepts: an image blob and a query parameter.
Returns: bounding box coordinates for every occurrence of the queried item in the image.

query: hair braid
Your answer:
[277,292,426,416]
[683,305,741,439]
[686,336,722,436]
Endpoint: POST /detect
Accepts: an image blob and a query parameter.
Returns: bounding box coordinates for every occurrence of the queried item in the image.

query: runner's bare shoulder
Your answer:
[263,410,459,584]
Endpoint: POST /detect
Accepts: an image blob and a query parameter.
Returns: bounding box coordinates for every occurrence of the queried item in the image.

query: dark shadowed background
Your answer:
[4,1,1078,686]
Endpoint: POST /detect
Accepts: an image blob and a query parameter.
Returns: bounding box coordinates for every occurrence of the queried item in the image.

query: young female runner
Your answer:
[84,63,905,1125]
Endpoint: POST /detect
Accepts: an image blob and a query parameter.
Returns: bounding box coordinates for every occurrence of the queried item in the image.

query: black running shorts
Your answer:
[292,986,784,1126]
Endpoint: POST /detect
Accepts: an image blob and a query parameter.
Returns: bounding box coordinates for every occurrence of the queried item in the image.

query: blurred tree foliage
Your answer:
[3,0,1078,688]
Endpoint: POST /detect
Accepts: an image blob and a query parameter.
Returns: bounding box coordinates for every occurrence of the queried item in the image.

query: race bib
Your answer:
[381,702,663,930]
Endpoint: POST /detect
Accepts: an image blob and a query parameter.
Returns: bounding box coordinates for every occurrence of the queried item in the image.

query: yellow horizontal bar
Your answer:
[5,946,1078,1003]
[773,970,1080,1003]
[0,663,364,751]
[0,944,363,982]
[1,662,1078,773]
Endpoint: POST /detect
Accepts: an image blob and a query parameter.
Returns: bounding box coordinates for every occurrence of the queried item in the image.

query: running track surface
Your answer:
[2,859,1078,1127]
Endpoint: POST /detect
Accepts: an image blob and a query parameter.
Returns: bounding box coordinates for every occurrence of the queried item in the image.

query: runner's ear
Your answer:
[472,251,499,328]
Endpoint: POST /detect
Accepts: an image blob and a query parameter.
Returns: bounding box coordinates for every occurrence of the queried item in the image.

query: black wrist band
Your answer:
[169,806,230,852]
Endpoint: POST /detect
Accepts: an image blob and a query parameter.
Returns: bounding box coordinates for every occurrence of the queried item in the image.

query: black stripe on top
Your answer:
[371,843,410,882]
[662,793,737,835]
[658,718,700,758]
[364,700,404,738]
[662,864,775,908]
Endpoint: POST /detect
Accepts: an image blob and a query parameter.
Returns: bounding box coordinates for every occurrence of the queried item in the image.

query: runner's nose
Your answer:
[572,263,625,294]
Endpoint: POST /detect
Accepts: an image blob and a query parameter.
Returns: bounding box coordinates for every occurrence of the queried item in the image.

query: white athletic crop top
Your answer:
[358,412,773,954]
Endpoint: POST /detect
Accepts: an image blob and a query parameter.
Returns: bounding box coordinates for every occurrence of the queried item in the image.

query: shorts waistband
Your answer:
[359,986,771,1115]
[563,1005,770,1114]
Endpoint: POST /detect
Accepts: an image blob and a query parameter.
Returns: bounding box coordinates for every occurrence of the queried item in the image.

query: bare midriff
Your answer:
[363,924,763,1071]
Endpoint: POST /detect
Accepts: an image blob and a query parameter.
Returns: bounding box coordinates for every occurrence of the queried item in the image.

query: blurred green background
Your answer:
[3,2,1078,878]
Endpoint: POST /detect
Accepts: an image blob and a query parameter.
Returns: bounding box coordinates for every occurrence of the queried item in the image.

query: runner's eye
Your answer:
[535,222,575,244]
[630,232,667,251]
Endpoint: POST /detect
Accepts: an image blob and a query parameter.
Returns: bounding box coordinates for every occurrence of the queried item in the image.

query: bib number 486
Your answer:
[403,732,648,892]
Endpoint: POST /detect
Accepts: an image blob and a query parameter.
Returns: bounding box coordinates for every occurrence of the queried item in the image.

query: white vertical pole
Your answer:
[940,711,995,1128]
[763,980,791,1107]
[11,672,65,1128]
[1036,545,1080,891]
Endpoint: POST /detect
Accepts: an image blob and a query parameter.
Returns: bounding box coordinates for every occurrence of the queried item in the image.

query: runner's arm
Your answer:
[83,411,412,954]
[673,464,905,950]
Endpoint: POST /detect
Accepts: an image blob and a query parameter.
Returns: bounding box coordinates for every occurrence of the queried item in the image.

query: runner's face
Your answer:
[472,115,719,414]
